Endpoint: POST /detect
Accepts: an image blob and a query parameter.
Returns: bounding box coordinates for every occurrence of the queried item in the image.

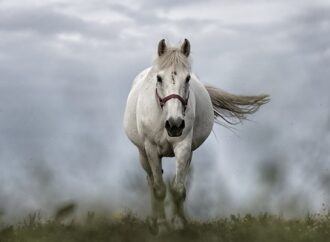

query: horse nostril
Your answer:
[179,120,185,130]
[174,118,184,130]
[165,120,171,129]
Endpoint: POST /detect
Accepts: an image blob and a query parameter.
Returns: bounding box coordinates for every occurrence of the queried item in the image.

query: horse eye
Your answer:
[157,75,162,83]
[185,75,191,83]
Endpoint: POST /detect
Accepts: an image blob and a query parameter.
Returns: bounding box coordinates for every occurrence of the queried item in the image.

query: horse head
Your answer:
[154,39,192,137]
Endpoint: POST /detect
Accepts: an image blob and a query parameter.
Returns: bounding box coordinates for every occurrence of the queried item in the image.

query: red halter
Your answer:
[156,88,189,111]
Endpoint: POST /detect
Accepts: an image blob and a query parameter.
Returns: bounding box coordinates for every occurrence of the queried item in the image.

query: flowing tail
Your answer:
[205,85,270,125]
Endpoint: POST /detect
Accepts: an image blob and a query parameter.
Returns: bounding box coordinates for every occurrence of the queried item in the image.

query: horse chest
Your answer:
[139,119,175,157]
[156,137,175,157]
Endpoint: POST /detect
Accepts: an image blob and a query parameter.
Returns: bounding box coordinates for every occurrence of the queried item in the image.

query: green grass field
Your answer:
[1,211,330,242]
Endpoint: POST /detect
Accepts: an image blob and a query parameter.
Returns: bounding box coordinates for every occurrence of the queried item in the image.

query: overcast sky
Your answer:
[0,0,329,222]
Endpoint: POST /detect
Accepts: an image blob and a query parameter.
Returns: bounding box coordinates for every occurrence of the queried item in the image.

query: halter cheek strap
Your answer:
[156,88,189,111]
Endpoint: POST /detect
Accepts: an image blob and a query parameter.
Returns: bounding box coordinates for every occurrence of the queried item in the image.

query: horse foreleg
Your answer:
[142,143,168,234]
[170,143,192,230]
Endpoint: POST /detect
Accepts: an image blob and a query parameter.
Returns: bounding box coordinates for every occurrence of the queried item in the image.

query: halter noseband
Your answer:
[156,88,189,111]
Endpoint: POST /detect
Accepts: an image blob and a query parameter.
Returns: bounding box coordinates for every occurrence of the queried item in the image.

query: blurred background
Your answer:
[0,0,329,222]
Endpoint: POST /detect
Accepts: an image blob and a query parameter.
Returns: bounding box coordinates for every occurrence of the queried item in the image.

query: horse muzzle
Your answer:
[165,117,185,137]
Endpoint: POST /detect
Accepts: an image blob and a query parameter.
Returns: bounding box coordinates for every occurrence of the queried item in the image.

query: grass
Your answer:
[1,212,330,242]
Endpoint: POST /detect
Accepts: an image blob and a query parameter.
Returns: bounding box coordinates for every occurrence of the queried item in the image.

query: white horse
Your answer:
[123,39,269,233]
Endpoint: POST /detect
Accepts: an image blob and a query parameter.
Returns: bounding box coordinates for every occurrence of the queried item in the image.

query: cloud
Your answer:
[0,7,85,34]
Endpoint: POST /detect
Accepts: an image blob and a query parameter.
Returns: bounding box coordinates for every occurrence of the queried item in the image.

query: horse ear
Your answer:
[181,38,190,57]
[158,39,167,57]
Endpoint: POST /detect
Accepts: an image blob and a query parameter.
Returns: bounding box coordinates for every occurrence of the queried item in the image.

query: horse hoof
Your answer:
[171,215,187,231]
[147,217,158,235]
[157,221,169,235]
[147,217,169,235]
